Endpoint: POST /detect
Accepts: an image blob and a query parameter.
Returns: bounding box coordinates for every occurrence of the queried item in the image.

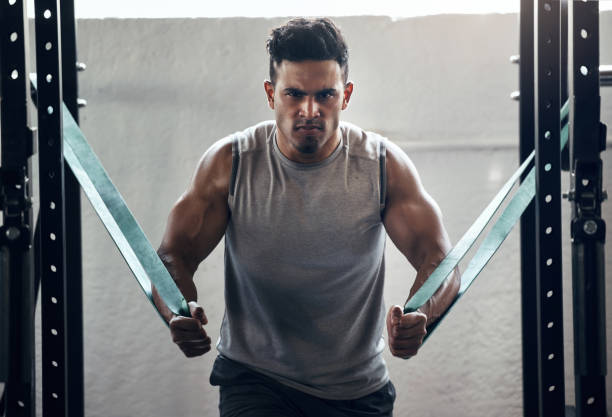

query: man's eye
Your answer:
[318,92,334,100]
[287,91,303,97]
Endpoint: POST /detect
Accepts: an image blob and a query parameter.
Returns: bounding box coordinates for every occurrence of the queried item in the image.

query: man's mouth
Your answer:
[296,125,322,131]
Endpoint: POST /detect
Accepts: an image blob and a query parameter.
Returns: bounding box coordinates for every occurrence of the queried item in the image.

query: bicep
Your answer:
[159,140,232,271]
[382,142,451,270]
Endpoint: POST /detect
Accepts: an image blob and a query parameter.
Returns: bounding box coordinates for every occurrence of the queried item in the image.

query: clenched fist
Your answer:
[386,305,427,359]
[169,301,212,358]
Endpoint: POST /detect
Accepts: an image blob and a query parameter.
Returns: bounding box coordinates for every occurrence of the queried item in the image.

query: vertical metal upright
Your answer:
[534,1,566,416]
[568,1,607,416]
[518,1,539,415]
[58,0,85,414]
[0,0,36,416]
[33,0,69,416]
[560,0,570,170]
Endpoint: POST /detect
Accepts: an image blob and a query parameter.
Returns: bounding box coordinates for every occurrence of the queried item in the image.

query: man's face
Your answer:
[264,60,353,163]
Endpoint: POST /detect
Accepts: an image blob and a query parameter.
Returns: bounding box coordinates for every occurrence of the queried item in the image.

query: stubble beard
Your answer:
[294,134,319,154]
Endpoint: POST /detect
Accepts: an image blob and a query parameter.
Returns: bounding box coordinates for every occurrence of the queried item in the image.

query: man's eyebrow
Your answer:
[317,88,338,95]
[282,87,338,95]
[283,87,306,94]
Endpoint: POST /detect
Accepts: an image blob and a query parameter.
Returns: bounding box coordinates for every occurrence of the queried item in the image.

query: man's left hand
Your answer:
[386,305,427,359]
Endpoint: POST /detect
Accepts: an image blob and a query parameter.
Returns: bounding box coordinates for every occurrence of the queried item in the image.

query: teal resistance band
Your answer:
[62,106,190,322]
[406,100,569,345]
[32,77,190,323]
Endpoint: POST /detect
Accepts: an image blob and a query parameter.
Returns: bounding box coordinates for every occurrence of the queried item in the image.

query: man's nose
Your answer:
[298,96,321,118]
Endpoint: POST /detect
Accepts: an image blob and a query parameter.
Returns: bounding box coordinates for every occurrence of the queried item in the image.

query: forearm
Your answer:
[153,249,198,323]
[408,261,461,327]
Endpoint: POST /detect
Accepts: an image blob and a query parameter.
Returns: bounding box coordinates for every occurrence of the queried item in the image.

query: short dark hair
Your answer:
[266,18,349,85]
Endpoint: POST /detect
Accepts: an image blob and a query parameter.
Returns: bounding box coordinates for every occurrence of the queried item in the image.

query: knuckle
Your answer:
[184,349,200,358]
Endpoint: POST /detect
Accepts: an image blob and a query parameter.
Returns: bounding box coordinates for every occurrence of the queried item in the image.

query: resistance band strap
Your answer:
[405,100,569,339]
[32,77,190,323]
[403,144,535,313]
[63,109,191,321]
[421,119,569,344]
[62,106,190,322]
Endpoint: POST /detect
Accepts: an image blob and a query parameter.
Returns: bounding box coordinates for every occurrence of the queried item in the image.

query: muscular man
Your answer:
[153,17,460,417]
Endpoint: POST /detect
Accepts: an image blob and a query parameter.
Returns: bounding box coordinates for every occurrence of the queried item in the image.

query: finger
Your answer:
[398,313,427,329]
[177,340,212,350]
[173,332,211,344]
[188,301,208,325]
[181,345,212,358]
[170,316,204,332]
[392,325,427,339]
[181,342,212,353]
[176,336,211,345]
[179,339,211,350]
[171,327,209,341]
[391,336,424,350]
[388,305,403,325]
[391,347,419,358]
[392,331,426,342]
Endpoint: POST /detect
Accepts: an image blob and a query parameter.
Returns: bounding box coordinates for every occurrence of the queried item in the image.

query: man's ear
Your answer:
[342,82,354,110]
[264,80,275,109]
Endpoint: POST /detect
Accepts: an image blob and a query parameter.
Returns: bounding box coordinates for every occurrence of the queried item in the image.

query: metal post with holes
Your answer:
[58,0,85,414]
[568,1,607,416]
[34,0,69,415]
[0,0,37,415]
[534,0,566,415]
[518,1,540,416]
[560,0,570,171]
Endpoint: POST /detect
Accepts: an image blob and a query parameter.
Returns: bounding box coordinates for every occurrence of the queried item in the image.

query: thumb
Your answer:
[391,305,403,324]
[188,301,208,325]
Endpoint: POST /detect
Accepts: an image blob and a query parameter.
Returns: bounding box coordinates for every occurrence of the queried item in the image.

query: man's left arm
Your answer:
[382,140,461,359]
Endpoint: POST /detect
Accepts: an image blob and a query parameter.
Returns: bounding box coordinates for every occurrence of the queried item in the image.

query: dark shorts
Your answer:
[209,355,395,417]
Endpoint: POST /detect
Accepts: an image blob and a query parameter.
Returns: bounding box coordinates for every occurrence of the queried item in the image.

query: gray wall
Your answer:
[29,14,612,416]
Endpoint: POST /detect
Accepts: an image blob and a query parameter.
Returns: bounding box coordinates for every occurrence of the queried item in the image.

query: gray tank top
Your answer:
[217,120,389,400]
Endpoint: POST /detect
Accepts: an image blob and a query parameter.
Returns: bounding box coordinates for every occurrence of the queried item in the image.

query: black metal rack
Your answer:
[568,1,607,416]
[0,0,82,416]
[533,0,566,414]
[33,0,84,415]
[0,0,36,416]
[518,1,608,416]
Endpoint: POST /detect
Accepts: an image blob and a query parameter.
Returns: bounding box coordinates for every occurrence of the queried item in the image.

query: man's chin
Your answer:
[295,143,318,154]
[290,134,321,154]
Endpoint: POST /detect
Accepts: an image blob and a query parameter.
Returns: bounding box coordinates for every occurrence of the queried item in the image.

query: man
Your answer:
[153,17,460,416]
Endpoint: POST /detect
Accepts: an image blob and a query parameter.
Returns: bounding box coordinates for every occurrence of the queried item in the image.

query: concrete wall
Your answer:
[29,14,612,416]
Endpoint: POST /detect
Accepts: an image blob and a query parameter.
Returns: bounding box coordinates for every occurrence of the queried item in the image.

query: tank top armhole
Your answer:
[229,134,240,198]
[378,138,387,212]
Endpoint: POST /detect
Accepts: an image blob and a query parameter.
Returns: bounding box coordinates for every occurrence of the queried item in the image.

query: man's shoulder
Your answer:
[340,121,388,162]
[231,120,275,151]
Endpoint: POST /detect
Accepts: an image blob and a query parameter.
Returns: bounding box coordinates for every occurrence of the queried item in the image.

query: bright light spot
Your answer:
[19,0,587,19]
[487,166,503,183]
[22,0,612,20]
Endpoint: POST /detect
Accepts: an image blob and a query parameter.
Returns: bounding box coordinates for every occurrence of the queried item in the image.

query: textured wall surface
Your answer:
[27,13,612,416]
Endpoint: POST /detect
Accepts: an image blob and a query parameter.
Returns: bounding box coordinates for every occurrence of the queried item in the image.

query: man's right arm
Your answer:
[152,137,232,356]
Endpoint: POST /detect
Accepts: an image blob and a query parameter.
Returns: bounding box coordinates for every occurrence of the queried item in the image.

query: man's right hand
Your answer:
[169,301,212,358]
